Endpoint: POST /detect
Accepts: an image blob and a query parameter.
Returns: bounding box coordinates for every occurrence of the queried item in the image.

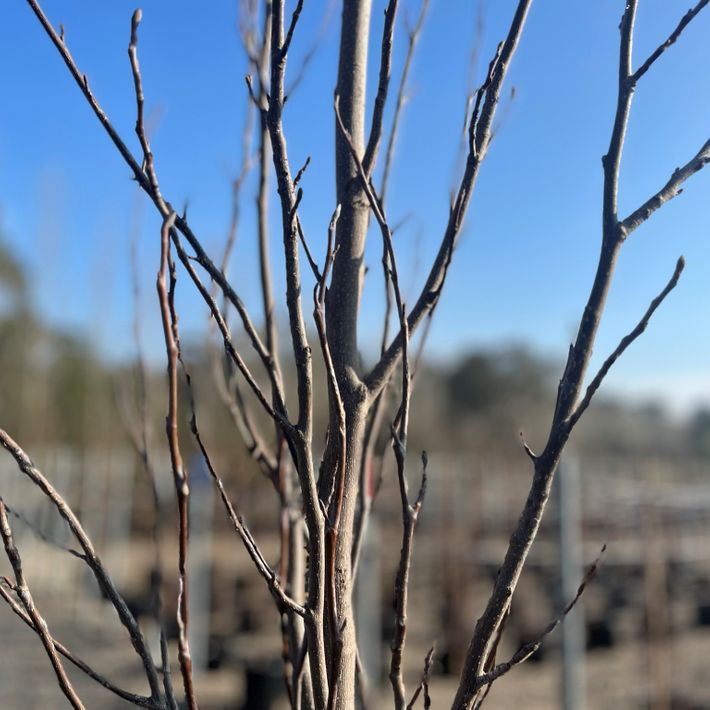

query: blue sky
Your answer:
[1,1,710,412]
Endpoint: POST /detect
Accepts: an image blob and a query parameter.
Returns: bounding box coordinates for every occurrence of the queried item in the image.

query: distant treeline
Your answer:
[2,238,709,464]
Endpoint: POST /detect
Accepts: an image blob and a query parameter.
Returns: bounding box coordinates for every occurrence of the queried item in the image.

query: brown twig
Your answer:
[120,185,178,710]
[380,0,430,204]
[266,2,328,705]
[389,448,428,710]
[568,256,685,429]
[26,0,288,426]
[631,0,710,83]
[173,314,306,618]
[406,646,435,710]
[0,580,157,708]
[0,430,163,701]
[474,546,606,696]
[362,0,400,176]
[365,0,532,398]
[0,500,85,710]
[155,212,197,710]
[453,3,710,706]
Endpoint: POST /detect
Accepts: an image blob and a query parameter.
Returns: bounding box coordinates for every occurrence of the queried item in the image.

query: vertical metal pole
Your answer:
[188,453,215,676]
[557,457,585,710]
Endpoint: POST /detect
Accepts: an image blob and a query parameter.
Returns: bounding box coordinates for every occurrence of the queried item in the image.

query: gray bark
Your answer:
[325,2,373,707]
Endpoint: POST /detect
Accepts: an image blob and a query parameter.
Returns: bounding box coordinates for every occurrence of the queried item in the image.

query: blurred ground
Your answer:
[2,451,710,709]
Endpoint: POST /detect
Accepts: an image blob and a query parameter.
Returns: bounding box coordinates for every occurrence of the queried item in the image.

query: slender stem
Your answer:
[0,581,157,708]
[266,2,328,704]
[0,502,85,710]
[366,0,532,397]
[156,213,198,710]
[0,429,163,701]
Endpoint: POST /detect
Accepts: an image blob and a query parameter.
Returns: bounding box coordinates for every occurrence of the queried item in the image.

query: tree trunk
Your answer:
[327,1,373,707]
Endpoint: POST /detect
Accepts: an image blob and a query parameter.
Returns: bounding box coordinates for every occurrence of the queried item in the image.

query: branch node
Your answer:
[519,431,537,462]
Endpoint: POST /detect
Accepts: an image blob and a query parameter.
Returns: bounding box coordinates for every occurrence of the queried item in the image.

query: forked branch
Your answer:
[0,500,84,710]
[0,430,163,702]
[366,0,533,397]
[453,3,708,706]
[155,212,197,710]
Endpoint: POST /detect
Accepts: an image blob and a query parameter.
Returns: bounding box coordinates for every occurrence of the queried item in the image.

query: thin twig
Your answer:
[475,546,606,693]
[569,256,685,429]
[0,500,85,710]
[365,0,532,398]
[122,181,178,710]
[281,0,304,62]
[267,2,328,705]
[155,212,198,710]
[26,0,288,423]
[362,0,400,176]
[406,646,435,710]
[0,430,163,701]
[631,0,710,83]
[175,323,306,618]
[0,581,157,708]
[620,137,710,236]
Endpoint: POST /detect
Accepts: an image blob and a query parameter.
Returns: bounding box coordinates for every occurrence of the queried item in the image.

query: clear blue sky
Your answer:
[1,1,710,412]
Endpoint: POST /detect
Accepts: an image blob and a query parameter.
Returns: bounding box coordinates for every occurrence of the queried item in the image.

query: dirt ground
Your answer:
[2,593,710,709]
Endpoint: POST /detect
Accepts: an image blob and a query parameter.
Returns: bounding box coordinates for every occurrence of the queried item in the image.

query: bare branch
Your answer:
[380,0,430,204]
[0,430,162,701]
[155,212,198,710]
[0,501,84,710]
[476,546,606,693]
[620,137,710,236]
[0,581,157,708]
[267,2,328,704]
[129,9,161,201]
[452,4,706,706]
[406,646,435,710]
[26,0,288,419]
[362,0,400,176]
[569,256,684,429]
[390,451,427,710]
[281,0,305,62]
[267,0,315,437]
[181,363,306,618]
[631,0,710,83]
[452,9,627,706]
[119,176,179,710]
[366,0,533,397]
[170,229,292,433]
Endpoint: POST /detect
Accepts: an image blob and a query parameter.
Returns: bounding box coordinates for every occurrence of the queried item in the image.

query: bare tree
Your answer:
[2,1,710,708]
